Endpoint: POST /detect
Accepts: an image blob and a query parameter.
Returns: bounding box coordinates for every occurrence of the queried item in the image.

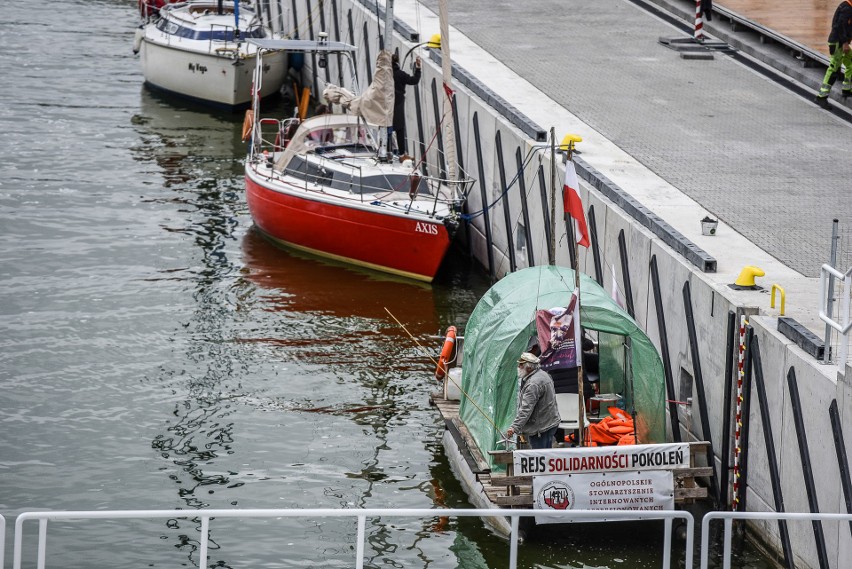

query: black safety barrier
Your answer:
[736,325,754,517]
[572,156,716,273]
[829,400,852,537]
[495,131,516,273]
[362,22,372,84]
[750,335,794,569]
[649,256,682,443]
[331,0,344,86]
[472,113,495,279]
[413,83,428,178]
[347,10,358,83]
[452,96,470,257]
[306,0,319,98]
[719,311,736,509]
[430,79,447,180]
[587,206,603,285]
[536,166,554,265]
[565,212,576,270]
[256,0,266,33]
[451,96,465,179]
[787,367,830,569]
[515,148,534,268]
[428,52,545,142]
[683,280,720,507]
[317,3,331,83]
[616,229,636,318]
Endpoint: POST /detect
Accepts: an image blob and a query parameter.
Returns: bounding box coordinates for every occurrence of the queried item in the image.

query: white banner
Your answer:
[532,470,675,523]
[514,443,690,476]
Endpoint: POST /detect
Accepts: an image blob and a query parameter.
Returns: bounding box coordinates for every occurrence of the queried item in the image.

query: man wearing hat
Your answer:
[506,352,561,449]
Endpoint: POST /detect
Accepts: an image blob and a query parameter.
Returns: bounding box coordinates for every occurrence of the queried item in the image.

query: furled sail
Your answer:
[323,50,394,127]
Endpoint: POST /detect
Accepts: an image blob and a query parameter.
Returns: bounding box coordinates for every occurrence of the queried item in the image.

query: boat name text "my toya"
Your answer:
[188,63,208,74]
[415,222,439,235]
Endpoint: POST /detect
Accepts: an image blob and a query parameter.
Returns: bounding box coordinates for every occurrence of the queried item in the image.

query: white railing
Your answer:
[819,263,852,370]
[12,508,694,569]
[700,511,852,569]
[1,514,5,569]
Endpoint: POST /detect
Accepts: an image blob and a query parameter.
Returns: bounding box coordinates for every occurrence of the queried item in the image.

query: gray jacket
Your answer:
[510,368,560,436]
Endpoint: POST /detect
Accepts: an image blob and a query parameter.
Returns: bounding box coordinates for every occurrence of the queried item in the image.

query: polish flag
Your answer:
[563,161,590,248]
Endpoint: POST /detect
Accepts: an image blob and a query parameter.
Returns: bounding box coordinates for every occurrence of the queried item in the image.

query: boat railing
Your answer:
[207,23,238,56]
[700,511,852,569]
[10,507,695,569]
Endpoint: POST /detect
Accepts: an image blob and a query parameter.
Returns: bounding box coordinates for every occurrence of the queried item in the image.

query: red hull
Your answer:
[245,174,452,282]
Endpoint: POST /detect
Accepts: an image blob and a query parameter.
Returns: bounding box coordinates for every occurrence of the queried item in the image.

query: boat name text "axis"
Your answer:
[415,222,439,235]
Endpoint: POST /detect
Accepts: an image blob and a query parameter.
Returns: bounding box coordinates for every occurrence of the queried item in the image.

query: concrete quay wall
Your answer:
[287,1,850,566]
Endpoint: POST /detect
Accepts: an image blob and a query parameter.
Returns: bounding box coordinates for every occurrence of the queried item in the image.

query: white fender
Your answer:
[133,27,144,55]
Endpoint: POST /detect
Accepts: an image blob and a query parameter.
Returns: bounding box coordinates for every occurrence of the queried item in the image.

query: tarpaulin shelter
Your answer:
[459,266,667,469]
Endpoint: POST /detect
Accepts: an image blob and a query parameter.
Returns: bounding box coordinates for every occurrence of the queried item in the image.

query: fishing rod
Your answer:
[383,307,512,445]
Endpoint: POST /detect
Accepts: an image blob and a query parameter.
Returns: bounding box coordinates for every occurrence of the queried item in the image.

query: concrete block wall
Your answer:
[283,1,849,567]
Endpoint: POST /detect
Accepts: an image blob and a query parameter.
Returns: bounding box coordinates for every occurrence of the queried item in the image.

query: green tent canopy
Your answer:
[459,266,667,469]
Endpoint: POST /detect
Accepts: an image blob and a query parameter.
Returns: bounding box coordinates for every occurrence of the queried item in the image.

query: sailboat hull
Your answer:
[245,173,452,282]
[141,40,286,108]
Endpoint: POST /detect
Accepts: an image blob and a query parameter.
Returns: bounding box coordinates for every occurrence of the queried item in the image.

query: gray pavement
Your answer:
[420,0,851,278]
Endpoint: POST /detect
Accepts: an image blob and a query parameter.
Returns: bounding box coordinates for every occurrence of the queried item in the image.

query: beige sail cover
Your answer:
[323,50,394,127]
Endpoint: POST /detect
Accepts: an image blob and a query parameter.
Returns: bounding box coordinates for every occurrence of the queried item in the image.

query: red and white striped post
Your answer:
[731,315,747,510]
[694,0,705,42]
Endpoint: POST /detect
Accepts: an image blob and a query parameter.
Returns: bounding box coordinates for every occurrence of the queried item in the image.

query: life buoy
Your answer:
[435,326,457,381]
[241,109,254,142]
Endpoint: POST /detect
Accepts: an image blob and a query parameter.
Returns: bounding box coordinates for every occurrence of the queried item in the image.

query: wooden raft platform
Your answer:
[431,392,711,509]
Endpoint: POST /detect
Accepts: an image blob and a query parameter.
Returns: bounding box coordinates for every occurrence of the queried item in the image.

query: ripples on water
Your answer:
[0,1,776,567]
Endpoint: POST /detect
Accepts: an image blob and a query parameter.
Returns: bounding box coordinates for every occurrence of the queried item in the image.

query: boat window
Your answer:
[156,19,265,40]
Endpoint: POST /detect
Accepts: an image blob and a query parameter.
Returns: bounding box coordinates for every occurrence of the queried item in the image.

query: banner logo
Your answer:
[536,480,575,511]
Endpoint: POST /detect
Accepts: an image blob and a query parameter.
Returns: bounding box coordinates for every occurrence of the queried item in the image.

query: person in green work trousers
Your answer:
[815,0,852,108]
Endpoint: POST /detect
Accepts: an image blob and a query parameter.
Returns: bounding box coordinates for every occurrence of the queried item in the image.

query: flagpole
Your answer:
[567,139,586,447]
[549,127,556,265]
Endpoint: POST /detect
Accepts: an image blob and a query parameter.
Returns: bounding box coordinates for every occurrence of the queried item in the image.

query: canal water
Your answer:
[0,1,775,567]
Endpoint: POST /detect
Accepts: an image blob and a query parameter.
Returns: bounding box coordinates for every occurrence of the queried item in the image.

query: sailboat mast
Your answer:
[376,0,395,160]
[438,0,457,184]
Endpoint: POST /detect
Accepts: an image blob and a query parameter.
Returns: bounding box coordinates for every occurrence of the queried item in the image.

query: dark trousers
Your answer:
[528,426,558,449]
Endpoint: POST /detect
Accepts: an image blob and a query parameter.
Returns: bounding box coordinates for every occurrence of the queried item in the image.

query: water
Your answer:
[0,1,776,567]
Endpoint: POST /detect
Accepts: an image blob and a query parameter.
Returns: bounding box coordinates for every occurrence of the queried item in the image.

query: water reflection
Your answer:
[130,87,251,565]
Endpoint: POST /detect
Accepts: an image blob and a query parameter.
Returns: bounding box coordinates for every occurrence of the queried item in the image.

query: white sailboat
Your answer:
[135,0,287,109]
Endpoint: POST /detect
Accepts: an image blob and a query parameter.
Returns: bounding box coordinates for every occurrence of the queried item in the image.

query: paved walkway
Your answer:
[411,0,850,284]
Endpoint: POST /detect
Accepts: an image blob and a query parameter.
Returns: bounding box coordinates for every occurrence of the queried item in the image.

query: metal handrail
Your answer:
[13,508,694,569]
[700,511,852,569]
[819,264,852,370]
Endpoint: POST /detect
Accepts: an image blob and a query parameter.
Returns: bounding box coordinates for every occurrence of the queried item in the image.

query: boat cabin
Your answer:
[272,114,431,196]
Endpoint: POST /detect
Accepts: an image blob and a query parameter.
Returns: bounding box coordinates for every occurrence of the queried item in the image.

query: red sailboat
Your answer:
[244,38,473,282]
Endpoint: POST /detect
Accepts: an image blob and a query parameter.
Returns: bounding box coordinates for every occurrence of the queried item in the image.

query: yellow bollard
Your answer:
[771,284,786,316]
[733,265,765,288]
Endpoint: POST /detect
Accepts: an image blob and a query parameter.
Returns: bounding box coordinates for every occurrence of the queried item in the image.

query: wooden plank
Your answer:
[675,467,714,478]
[676,487,708,500]
[717,0,832,57]
[451,417,490,472]
[488,450,514,465]
[488,475,531,487]
[494,494,534,506]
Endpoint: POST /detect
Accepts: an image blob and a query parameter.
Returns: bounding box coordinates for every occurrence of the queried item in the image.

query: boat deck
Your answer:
[430,391,712,509]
